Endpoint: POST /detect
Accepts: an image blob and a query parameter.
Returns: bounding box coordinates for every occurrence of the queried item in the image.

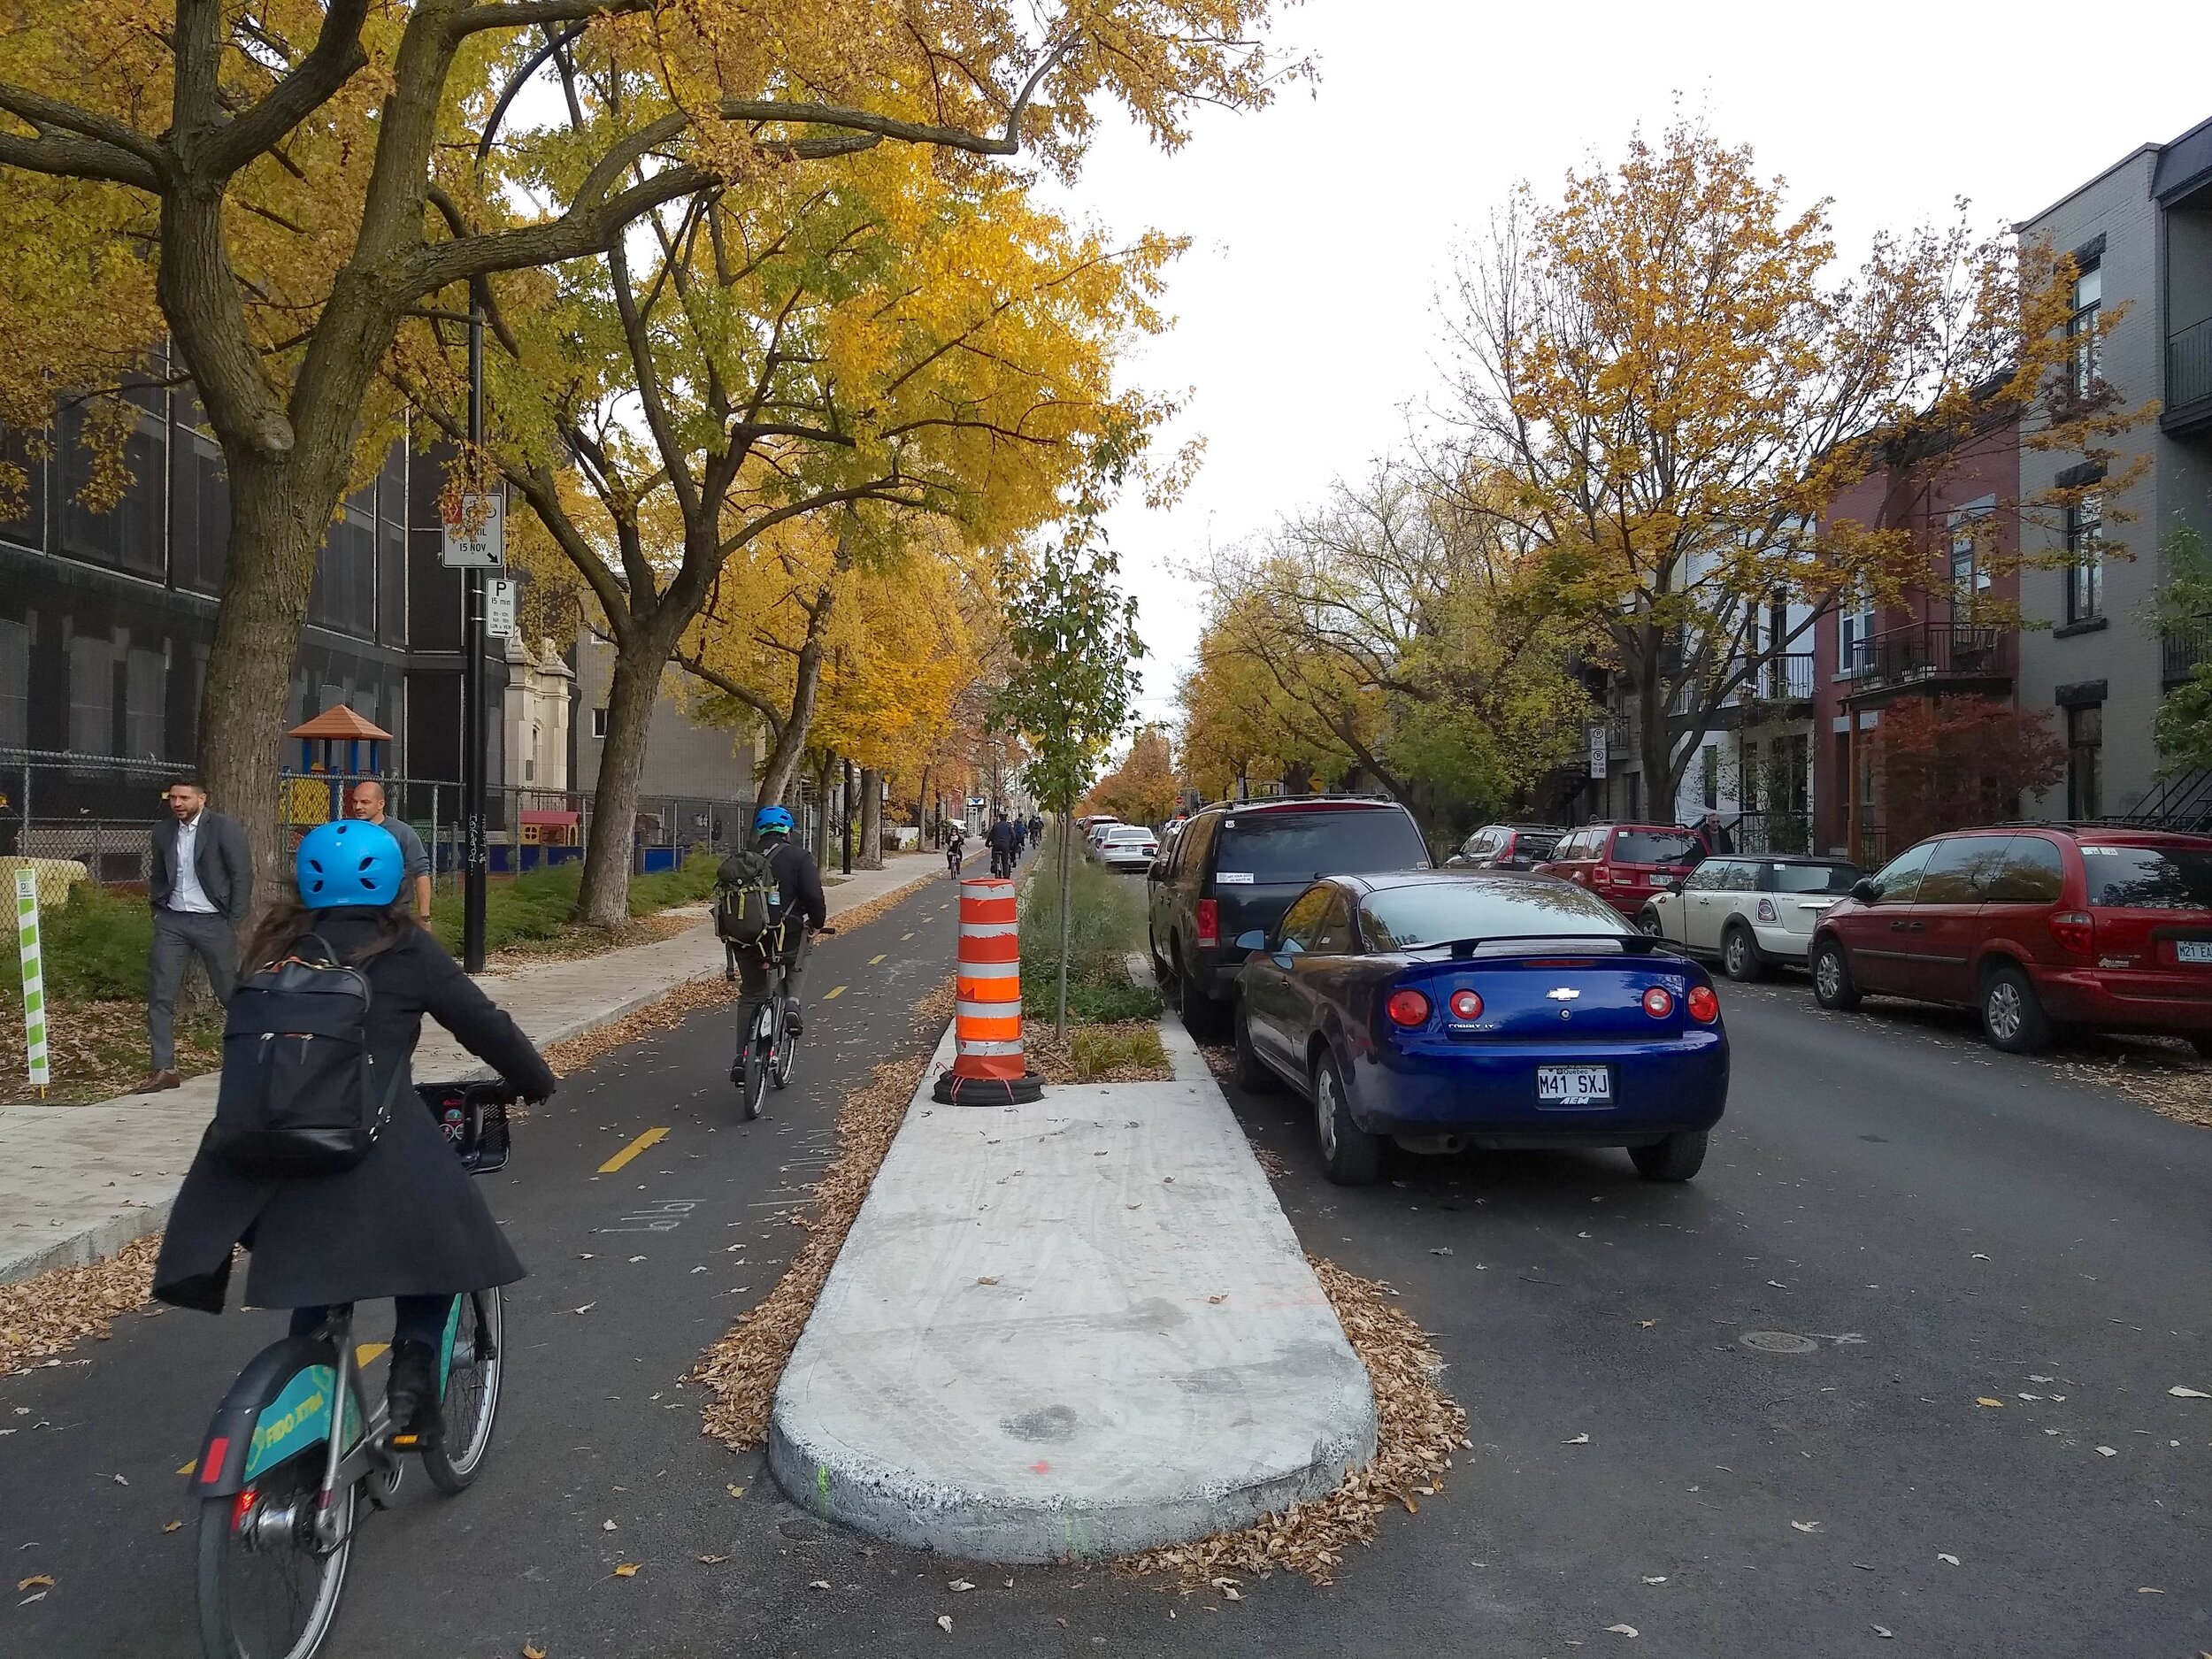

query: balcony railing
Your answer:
[1736,652,1814,703]
[1845,623,2013,692]
[2166,616,2212,687]
[2170,317,2212,421]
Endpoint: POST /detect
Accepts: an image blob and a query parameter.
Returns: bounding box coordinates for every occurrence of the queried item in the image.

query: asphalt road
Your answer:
[7,906,2212,1658]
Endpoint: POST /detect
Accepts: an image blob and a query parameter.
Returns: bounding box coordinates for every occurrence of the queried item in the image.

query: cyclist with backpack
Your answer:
[151,819,555,1438]
[945,822,967,878]
[987,810,1019,879]
[718,805,828,1065]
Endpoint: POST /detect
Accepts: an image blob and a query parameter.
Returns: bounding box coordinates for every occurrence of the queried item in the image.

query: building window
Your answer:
[1948,502,1993,620]
[591,707,608,739]
[2068,263,2101,398]
[2065,494,2103,623]
[1701,744,1718,810]
[2066,703,2103,820]
[67,634,114,756]
[124,646,165,759]
[1839,586,1877,674]
[0,618,28,749]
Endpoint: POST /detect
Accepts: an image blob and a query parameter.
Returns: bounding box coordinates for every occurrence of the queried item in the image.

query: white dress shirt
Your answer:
[169,813,219,913]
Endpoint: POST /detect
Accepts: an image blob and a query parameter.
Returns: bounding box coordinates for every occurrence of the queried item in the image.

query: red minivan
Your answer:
[1535,823,1707,917]
[1809,826,2212,1055]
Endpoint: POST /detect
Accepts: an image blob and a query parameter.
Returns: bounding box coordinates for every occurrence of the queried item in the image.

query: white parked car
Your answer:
[1092,824,1159,872]
[1637,854,1864,980]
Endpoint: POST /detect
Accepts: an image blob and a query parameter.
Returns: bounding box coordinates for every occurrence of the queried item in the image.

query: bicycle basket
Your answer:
[417,1082,513,1176]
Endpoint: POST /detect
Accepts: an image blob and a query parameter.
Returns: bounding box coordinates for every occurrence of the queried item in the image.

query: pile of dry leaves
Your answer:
[692,978,955,1448]
[0,1001,220,1105]
[0,1235,162,1378]
[1118,1256,1471,1589]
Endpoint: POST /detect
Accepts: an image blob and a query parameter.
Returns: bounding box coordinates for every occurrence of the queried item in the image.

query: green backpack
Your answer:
[713,849,779,945]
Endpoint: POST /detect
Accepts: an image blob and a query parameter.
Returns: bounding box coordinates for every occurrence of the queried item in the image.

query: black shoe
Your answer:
[385,1339,443,1440]
[729,1056,747,1087]
[784,1008,804,1037]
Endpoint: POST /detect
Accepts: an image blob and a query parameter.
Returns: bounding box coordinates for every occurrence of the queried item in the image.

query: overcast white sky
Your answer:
[1043,0,2210,733]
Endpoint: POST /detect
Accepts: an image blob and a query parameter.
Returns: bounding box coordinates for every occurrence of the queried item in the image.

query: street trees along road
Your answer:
[0,0,1290,905]
[1440,119,2155,813]
[1088,724,1180,830]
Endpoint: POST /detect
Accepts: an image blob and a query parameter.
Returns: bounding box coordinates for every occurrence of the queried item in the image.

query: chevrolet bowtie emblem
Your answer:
[1546,987,1581,1001]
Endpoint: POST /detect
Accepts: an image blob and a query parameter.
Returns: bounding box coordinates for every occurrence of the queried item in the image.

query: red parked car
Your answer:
[1535,823,1707,917]
[1809,826,2212,1055]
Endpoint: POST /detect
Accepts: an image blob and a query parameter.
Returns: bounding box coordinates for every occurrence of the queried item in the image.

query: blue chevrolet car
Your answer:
[1231,870,1729,1185]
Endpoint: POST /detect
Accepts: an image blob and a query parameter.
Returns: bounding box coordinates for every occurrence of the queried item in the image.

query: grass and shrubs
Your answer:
[426,848,721,957]
[1018,833,1162,1025]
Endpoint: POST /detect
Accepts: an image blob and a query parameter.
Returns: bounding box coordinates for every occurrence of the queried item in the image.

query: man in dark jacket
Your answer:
[735,805,828,1046]
[140,774,252,1093]
[987,810,1019,878]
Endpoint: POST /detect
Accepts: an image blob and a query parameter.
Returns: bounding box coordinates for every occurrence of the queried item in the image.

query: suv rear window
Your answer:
[1215,809,1427,884]
[1767,862,1861,894]
[1511,831,1562,859]
[2082,844,2212,910]
[1611,830,1701,865]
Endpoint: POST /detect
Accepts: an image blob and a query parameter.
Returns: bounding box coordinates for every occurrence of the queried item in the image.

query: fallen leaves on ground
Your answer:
[0,1000,222,1105]
[1114,1254,1470,1589]
[936,1615,953,1633]
[694,981,956,1450]
[17,1575,54,1591]
[0,1234,161,1378]
[1605,1624,1639,1638]
[1024,1020,1172,1085]
[611,1563,640,1578]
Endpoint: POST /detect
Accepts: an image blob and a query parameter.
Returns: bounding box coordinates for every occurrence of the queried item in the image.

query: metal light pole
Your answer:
[461,301,488,972]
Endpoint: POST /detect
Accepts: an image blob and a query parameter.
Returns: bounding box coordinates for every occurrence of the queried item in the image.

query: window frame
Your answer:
[2065,493,2104,624]
[1275,885,1335,954]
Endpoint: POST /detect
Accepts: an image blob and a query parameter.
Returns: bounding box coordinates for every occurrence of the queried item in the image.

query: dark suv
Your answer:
[1809,826,2212,1054]
[1147,796,1430,1037]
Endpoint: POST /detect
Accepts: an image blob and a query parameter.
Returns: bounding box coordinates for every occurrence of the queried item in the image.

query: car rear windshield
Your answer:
[1612,830,1702,865]
[2082,845,2212,910]
[1215,809,1427,884]
[1512,832,1563,857]
[1360,880,1627,949]
[1107,826,1152,841]
[1768,863,1861,894]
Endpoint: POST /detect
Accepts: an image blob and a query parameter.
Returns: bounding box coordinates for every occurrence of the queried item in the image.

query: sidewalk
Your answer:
[0,852,946,1286]
[767,1016,1378,1563]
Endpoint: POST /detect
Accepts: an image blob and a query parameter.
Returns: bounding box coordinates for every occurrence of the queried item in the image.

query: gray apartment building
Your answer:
[2015,114,2212,823]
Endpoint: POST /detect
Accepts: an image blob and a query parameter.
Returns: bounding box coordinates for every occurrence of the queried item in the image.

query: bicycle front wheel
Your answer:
[421,1288,503,1493]
[195,1455,354,1659]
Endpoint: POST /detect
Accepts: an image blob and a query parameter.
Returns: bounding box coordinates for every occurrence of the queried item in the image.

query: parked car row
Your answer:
[1146,796,1727,1187]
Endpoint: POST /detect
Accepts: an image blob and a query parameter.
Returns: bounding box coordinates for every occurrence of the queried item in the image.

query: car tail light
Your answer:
[1386,988,1432,1028]
[1448,988,1484,1020]
[1196,898,1219,949]
[2049,910,2094,956]
[1593,864,1617,888]
[1687,985,1719,1023]
[1641,986,1674,1018]
[1755,898,1778,923]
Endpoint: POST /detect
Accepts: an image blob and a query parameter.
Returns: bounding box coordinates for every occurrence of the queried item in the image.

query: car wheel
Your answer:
[1231,1002,1278,1094]
[1722,924,1765,983]
[1148,927,1169,984]
[1181,982,1230,1042]
[1635,907,1664,938]
[1810,939,1860,1011]
[1312,1048,1382,1186]
[2191,1035,2212,1062]
[1629,1130,1708,1183]
[1980,962,2051,1055]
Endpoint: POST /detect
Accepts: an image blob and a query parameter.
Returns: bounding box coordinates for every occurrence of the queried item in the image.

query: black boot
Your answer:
[385,1339,443,1440]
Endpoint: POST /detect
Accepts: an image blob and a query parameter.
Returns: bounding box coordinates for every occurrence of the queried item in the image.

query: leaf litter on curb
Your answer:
[1115,1256,1470,1590]
[0,1234,161,1379]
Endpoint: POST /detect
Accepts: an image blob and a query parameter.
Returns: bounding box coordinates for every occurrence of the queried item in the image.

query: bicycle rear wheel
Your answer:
[771,999,797,1090]
[195,1454,354,1659]
[421,1289,503,1493]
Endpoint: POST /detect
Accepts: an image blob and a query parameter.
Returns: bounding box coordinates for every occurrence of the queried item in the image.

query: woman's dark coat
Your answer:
[153,909,557,1314]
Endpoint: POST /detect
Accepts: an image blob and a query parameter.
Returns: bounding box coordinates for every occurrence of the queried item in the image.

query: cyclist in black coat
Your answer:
[733,804,827,1045]
[153,820,555,1433]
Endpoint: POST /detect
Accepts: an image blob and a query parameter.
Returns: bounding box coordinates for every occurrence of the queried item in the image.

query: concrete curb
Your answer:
[766,1016,1378,1563]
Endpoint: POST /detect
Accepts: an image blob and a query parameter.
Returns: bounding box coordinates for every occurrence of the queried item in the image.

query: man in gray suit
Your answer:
[139,774,252,1093]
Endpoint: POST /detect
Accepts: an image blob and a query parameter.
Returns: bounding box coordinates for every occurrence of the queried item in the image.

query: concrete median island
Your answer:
[767,1017,1379,1562]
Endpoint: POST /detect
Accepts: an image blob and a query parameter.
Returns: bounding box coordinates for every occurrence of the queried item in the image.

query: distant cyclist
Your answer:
[151,819,555,1437]
[945,822,966,878]
[732,805,827,1053]
[987,810,1018,879]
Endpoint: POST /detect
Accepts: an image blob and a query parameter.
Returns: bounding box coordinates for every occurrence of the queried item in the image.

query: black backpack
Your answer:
[714,849,779,946]
[203,933,400,1177]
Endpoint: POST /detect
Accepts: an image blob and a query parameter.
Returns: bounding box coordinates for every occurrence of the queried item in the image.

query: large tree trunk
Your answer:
[859,767,882,868]
[574,627,674,929]
[195,450,351,900]
[753,590,833,806]
[810,754,835,865]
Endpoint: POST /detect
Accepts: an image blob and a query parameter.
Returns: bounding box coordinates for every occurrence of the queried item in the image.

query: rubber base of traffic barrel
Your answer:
[933,1069,1045,1106]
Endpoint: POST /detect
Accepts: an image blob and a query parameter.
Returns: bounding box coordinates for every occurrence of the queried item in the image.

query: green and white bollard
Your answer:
[15,868,49,1094]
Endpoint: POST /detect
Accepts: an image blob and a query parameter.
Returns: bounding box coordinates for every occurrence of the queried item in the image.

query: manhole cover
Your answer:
[1740,1331,1819,1355]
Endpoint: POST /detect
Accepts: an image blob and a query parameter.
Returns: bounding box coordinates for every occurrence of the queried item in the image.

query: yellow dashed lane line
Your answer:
[597,1125,669,1174]
[821,985,847,1001]
[869,953,887,965]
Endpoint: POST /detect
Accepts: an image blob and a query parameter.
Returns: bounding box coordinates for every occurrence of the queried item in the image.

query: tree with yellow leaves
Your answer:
[0,0,1292,887]
[1087,724,1181,827]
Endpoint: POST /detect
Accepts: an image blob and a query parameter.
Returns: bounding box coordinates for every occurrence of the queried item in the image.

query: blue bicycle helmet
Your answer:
[296,819,404,910]
[754,805,794,836]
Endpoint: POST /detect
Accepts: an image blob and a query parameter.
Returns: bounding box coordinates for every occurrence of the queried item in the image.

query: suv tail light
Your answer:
[2050,910,2094,956]
[1686,985,1720,1023]
[1386,988,1432,1028]
[1593,864,1617,888]
[1195,898,1219,949]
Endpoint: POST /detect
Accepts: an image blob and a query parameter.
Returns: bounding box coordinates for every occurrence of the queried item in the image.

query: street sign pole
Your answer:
[462,302,488,972]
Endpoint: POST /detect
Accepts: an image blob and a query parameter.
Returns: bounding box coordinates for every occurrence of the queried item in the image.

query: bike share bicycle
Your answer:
[732,923,834,1119]
[188,1081,518,1659]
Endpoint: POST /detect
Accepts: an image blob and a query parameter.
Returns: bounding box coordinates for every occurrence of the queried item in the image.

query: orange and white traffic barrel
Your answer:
[933,875,1043,1104]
